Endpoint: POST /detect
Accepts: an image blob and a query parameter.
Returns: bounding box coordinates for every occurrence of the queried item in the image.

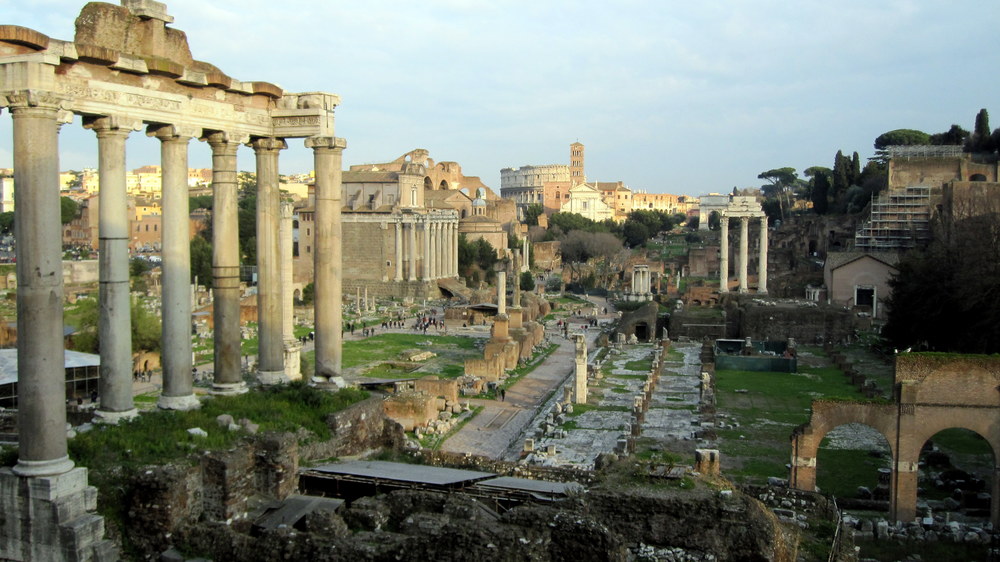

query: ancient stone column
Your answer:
[307,136,346,385]
[719,216,729,293]
[154,125,199,410]
[207,132,246,395]
[573,334,588,404]
[523,238,530,272]
[407,221,417,281]
[9,94,75,476]
[280,201,301,381]
[497,271,507,315]
[422,220,431,280]
[252,137,288,385]
[758,216,768,294]
[739,216,749,293]
[394,220,403,281]
[429,222,438,279]
[453,223,459,277]
[86,115,138,423]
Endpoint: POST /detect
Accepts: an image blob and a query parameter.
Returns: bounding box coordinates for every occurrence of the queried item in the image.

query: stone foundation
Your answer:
[0,467,117,561]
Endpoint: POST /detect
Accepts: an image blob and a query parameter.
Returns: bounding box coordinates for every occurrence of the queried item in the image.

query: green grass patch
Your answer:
[610,386,629,393]
[816,448,885,498]
[623,358,653,371]
[611,373,647,380]
[715,366,868,487]
[344,334,477,368]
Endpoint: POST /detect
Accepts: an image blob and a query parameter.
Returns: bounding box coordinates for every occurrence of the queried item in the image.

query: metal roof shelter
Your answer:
[300,460,497,502]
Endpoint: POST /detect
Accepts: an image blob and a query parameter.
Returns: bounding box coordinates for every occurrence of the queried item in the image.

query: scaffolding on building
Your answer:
[855,185,933,251]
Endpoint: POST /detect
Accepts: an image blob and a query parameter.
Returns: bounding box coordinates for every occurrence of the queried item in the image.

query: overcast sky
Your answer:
[3,0,999,197]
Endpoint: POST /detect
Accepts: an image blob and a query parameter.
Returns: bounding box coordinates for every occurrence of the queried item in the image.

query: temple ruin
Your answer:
[0,1,346,557]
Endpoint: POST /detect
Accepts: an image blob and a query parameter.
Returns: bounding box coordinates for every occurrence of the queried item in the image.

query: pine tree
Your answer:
[850,152,861,185]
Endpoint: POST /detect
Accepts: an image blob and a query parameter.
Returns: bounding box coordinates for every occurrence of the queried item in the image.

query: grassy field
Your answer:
[301,333,482,380]
[715,364,869,489]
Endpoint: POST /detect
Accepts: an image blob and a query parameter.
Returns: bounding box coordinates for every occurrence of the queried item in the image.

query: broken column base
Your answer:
[211,381,249,396]
[157,393,201,411]
[0,467,118,561]
[283,339,302,382]
[93,407,138,425]
[257,369,290,386]
[312,376,349,391]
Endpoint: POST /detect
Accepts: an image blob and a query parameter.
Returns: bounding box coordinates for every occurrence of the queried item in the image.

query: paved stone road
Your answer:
[439,295,611,459]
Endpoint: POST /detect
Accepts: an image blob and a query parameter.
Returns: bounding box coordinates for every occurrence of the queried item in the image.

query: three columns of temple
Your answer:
[391,220,457,282]
[718,215,768,294]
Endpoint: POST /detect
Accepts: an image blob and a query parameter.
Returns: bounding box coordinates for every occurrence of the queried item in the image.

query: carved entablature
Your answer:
[1,4,340,140]
[720,196,766,219]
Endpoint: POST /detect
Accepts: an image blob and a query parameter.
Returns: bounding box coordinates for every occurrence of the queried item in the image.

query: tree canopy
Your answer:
[873,129,931,149]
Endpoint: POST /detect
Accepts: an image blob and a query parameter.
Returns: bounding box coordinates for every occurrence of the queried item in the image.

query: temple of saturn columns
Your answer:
[718,196,768,294]
[0,1,345,557]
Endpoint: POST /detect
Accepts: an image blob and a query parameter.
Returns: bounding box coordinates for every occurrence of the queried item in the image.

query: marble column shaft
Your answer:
[739,216,749,293]
[308,136,346,380]
[451,223,459,277]
[719,216,729,293]
[155,126,198,409]
[407,222,417,281]
[280,201,294,339]
[429,222,438,280]
[207,132,245,393]
[10,97,75,476]
[758,217,768,294]
[497,271,507,315]
[422,221,431,280]
[394,221,403,281]
[89,116,136,419]
[253,138,287,381]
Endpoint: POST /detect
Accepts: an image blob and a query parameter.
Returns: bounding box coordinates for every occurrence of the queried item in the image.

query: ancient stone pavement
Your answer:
[439,297,611,459]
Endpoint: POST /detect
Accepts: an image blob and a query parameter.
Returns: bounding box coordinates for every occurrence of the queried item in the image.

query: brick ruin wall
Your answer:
[124,396,403,555]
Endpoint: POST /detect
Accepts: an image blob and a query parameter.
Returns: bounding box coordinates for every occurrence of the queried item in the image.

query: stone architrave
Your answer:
[207,131,248,395]
[154,124,200,410]
[573,334,588,404]
[253,137,288,385]
[86,115,141,424]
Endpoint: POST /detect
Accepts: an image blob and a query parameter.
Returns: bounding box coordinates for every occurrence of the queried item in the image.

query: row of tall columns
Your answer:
[392,220,458,282]
[5,101,348,476]
[718,215,768,294]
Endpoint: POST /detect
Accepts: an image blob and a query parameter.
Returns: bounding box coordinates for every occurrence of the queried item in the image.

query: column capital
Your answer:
[2,89,67,111]
[204,129,250,146]
[148,123,201,141]
[249,136,287,152]
[83,114,143,135]
[305,136,347,151]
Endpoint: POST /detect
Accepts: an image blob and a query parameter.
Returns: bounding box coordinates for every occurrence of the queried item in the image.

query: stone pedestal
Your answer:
[0,467,116,561]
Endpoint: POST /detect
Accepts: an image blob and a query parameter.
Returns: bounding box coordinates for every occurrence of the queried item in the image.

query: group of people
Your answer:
[413,316,443,333]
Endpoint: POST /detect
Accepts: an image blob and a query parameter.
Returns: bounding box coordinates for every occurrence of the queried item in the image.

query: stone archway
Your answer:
[919,428,996,519]
[791,354,1000,525]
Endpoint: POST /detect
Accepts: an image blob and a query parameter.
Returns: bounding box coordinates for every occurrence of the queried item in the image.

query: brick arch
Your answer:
[790,401,898,493]
[790,354,1000,525]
